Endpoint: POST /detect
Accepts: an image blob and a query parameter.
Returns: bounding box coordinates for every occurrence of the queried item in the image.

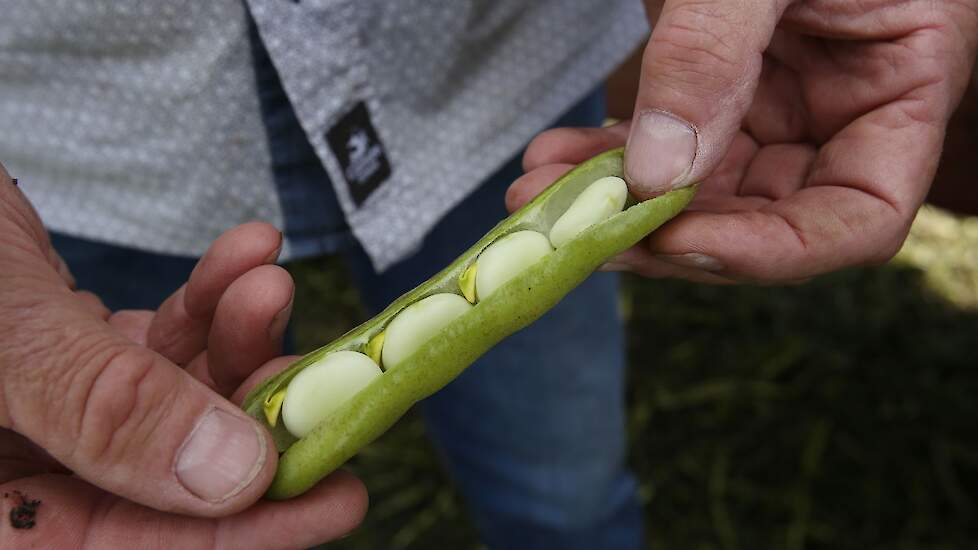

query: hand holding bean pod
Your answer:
[242,148,695,499]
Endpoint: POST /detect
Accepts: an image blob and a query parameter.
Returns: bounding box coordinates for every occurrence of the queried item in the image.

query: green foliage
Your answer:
[291,206,978,550]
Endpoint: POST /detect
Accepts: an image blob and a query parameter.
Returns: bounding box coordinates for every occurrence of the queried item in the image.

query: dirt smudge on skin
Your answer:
[5,491,41,529]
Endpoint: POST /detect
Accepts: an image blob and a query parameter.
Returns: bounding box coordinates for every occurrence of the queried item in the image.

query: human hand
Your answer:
[0,166,366,548]
[511,0,978,283]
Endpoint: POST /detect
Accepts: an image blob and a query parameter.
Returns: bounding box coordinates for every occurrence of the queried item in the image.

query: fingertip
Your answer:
[618,243,737,284]
[237,221,284,258]
[185,223,284,318]
[173,406,279,517]
[290,469,369,541]
[318,468,370,536]
[215,222,284,265]
[505,164,573,213]
[523,128,567,171]
[232,264,295,317]
[218,468,368,549]
[523,124,630,172]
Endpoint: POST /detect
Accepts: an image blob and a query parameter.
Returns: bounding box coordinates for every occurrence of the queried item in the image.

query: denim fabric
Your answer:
[50,234,198,312]
[48,28,643,550]
[249,25,357,259]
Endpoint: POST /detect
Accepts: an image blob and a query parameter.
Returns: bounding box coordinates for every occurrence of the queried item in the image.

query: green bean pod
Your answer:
[241,148,695,499]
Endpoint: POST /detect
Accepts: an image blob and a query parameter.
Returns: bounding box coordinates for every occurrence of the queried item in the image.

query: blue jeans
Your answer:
[49,25,643,549]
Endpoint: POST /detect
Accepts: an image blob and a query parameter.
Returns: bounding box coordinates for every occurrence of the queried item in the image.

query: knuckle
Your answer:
[68,344,175,467]
[0,306,107,432]
[648,3,749,98]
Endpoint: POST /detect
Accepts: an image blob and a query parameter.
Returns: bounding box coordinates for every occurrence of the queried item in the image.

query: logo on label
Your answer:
[326,102,392,206]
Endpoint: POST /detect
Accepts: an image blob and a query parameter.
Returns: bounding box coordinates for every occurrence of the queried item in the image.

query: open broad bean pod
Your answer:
[242,148,695,499]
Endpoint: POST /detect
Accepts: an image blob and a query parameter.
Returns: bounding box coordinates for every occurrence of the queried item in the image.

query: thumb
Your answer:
[625,0,792,198]
[0,175,275,517]
[4,309,277,517]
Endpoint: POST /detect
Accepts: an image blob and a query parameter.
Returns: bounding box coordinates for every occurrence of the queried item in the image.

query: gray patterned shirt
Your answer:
[0,0,648,270]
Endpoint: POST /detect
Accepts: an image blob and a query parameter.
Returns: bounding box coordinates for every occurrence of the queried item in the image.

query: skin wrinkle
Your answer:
[781,184,905,257]
[818,37,912,88]
[806,139,908,214]
[658,0,785,30]
[647,27,755,103]
[731,194,775,206]
[0,234,55,274]
[646,1,772,100]
[0,199,46,249]
[763,208,810,256]
[645,52,738,103]
[886,93,944,128]
[76,348,188,490]
[0,290,48,429]
[659,20,744,72]
[783,0,937,38]
[796,35,946,142]
[731,133,761,198]
[746,56,811,143]
[86,352,161,474]
[741,144,817,201]
[61,341,136,463]
[1,294,101,433]
[0,171,367,541]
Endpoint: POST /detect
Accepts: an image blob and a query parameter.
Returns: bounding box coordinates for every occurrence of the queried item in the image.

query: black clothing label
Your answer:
[326,102,392,206]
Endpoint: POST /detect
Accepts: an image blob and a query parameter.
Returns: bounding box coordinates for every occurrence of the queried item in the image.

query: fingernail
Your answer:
[176,408,266,502]
[268,294,293,339]
[625,110,697,197]
[264,232,284,264]
[655,252,724,272]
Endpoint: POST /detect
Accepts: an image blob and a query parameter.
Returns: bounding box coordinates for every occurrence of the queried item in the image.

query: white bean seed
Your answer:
[381,293,472,370]
[475,230,553,300]
[549,176,628,248]
[282,350,382,438]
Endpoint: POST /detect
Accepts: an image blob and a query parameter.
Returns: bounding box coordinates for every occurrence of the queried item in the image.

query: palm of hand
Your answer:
[513,1,977,284]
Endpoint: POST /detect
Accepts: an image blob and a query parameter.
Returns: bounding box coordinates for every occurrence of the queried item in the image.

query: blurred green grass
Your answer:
[288,205,978,550]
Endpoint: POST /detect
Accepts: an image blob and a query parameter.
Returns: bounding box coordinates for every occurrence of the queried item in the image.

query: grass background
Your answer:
[288,205,978,550]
